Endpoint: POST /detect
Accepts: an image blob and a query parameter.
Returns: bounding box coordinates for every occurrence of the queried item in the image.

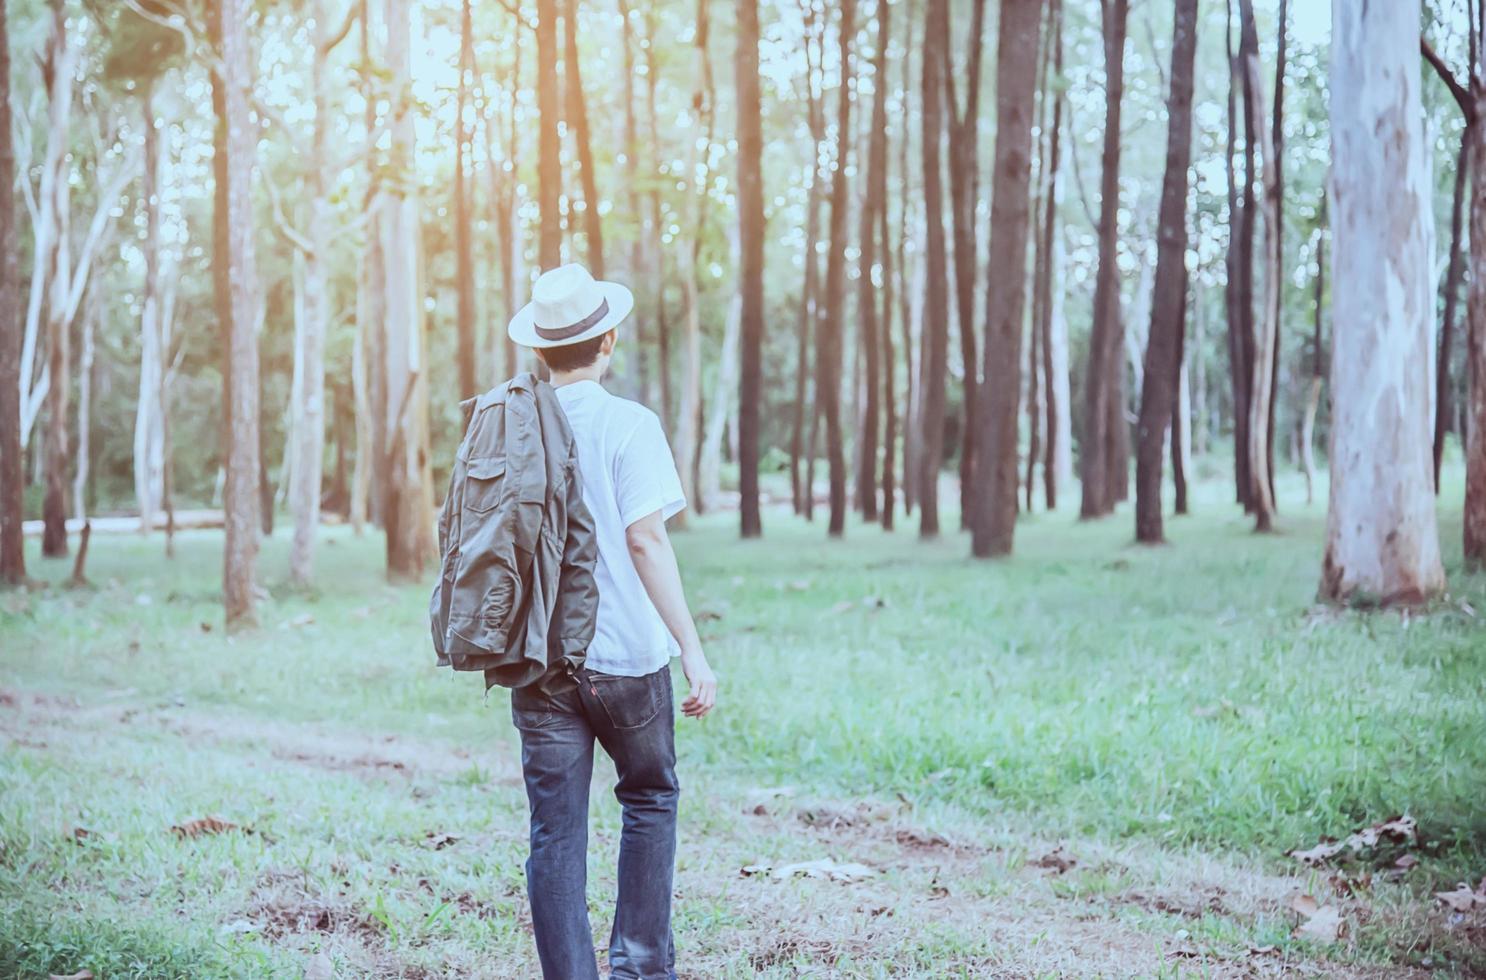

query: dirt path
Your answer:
[0,686,1451,978]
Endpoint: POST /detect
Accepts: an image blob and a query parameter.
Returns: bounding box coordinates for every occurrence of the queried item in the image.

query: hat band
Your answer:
[535,298,610,341]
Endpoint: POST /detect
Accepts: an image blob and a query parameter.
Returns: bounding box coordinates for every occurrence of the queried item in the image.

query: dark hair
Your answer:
[537,331,611,373]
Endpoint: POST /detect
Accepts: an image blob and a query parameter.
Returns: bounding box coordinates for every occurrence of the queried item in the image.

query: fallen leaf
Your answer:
[1248,945,1277,956]
[286,613,316,628]
[198,622,213,633]
[1032,847,1076,874]
[740,858,877,883]
[48,971,94,980]
[424,832,460,851]
[1395,853,1419,870]
[1289,893,1321,917]
[695,609,723,622]
[1288,814,1417,866]
[827,600,855,615]
[1435,879,1486,913]
[1294,903,1345,943]
[64,826,93,845]
[170,816,242,839]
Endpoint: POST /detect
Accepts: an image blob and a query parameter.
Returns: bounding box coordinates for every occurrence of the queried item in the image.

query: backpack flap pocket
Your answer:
[462,456,507,514]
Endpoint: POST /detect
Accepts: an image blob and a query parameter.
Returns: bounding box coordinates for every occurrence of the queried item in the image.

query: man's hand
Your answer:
[679,647,717,719]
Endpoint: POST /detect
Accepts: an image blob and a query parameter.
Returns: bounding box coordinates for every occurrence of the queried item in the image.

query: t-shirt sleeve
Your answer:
[615,410,688,528]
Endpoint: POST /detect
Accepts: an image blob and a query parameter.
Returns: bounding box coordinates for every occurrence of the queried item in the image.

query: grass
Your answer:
[1,466,1484,977]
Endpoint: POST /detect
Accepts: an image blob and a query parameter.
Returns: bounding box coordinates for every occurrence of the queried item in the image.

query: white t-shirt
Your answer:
[554,380,687,676]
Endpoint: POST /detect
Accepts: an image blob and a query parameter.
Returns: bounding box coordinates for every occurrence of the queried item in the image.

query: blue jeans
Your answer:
[511,665,679,980]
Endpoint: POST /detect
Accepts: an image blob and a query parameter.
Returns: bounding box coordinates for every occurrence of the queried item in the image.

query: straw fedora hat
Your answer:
[507,263,634,349]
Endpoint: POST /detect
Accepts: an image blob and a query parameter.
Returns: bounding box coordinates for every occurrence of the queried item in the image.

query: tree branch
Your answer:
[261,168,315,255]
[1422,37,1473,119]
[320,0,360,55]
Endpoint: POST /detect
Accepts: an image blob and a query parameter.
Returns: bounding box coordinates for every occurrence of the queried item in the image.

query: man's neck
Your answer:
[549,367,604,388]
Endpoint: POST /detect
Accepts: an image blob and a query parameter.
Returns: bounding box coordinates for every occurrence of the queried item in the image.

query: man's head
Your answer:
[507,264,633,377]
[535,329,617,375]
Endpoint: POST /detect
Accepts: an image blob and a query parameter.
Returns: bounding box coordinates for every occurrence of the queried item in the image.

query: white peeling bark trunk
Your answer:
[699,225,741,513]
[135,92,164,534]
[1321,0,1444,605]
[289,5,332,587]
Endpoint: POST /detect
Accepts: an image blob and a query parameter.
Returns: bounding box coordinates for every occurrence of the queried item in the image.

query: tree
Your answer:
[1417,30,1485,563]
[1134,0,1199,544]
[1222,0,1253,512]
[1321,0,1444,604]
[945,0,987,528]
[790,0,826,517]
[854,0,891,525]
[1080,0,1130,520]
[1239,0,1278,531]
[1300,204,1325,506]
[381,0,434,580]
[917,0,950,538]
[0,0,22,586]
[674,0,716,527]
[454,0,477,398]
[735,0,765,538]
[1034,0,1068,511]
[968,0,1040,557]
[216,0,263,627]
[817,0,855,537]
[537,0,561,269]
[564,0,604,275]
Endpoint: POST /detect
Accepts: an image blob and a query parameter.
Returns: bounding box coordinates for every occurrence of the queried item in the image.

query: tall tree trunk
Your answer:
[674,0,715,528]
[1266,0,1287,506]
[1134,0,1198,544]
[1223,0,1253,511]
[917,0,950,538]
[700,229,742,511]
[454,0,477,398]
[1239,0,1278,531]
[73,281,95,529]
[1037,2,1066,511]
[351,0,379,533]
[736,0,765,537]
[969,0,1040,558]
[537,0,562,270]
[1435,129,1468,491]
[791,3,826,517]
[289,0,337,587]
[564,0,604,275]
[135,86,164,536]
[619,0,648,401]
[1079,0,1129,519]
[382,0,432,580]
[880,117,898,530]
[645,7,670,425]
[946,0,987,529]
[898,16,917,517]
[1301,211,1325,506]
[1235,0,1260,512]
[855,0,891,525]
[218,0,263,627]
[1465,108,1486,566]
[38,0,75,558]
[0,0,20,586]
[1172,287,1191,516]
[818,0,856,537]
[1322,0,1445,604]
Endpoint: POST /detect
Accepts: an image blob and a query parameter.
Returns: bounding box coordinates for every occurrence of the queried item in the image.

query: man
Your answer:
[505,263,719,980]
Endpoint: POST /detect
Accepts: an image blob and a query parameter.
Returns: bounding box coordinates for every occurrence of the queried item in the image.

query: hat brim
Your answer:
[507,281,635,349]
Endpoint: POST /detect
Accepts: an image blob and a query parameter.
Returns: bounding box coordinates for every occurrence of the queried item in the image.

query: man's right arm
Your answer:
[625,510,717,718]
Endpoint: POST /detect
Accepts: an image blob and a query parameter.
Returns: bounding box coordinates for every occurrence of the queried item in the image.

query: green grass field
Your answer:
[2,469,1484,978]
